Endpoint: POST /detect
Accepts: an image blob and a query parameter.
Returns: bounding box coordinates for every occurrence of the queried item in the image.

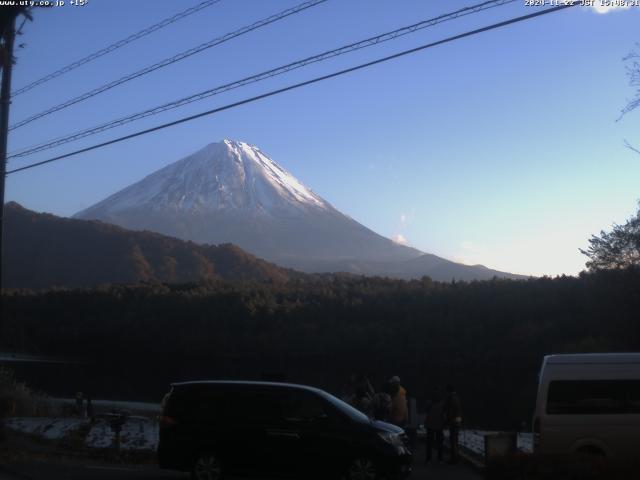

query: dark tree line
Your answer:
[2,266,639,429]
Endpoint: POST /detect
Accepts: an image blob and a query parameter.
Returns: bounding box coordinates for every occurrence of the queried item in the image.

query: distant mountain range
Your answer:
[75,139,526,282]
[2,202,297,290]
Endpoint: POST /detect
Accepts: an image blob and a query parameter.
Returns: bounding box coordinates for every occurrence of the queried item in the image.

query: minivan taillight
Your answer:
[159,415,177,429]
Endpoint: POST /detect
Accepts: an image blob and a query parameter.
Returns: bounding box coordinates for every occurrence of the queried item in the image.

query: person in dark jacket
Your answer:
[444,384,462,464]
[350,384,372,415]
[344,373,375,404]
[75,391,84,417]
[424,388,446,464]
[86,395,94,422]
[370,382,395,421]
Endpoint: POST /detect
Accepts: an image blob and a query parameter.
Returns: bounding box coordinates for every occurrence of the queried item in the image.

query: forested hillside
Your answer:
[2,202,298,288]
[3,267,638,428]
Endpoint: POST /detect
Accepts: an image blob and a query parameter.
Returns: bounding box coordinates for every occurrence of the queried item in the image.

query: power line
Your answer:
[6,4,576,176]
[9,0,327,131]
[9,0,517,160]
[11,0,223,97]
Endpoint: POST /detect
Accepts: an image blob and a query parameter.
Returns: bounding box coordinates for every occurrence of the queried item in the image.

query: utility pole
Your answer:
[0,13,16,297]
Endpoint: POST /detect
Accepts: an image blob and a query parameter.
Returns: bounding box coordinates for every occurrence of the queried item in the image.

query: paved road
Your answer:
[0,457,480,480]
[0,438,479,480]
[0,461,186,480]
[0,462,479,480]
[0,461,183,480]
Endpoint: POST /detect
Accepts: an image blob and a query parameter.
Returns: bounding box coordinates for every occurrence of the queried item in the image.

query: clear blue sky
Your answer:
[5,0,639,277]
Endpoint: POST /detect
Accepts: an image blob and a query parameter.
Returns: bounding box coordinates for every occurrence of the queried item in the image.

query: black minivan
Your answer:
[158,381,412,480]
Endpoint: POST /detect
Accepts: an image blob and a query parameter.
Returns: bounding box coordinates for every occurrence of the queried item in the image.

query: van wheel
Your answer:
[345,457,377,480]
[574,447,607,479]
[191,453,223,480]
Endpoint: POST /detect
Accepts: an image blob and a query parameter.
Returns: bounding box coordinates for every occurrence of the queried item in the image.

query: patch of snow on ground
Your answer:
[459,429,534,456]
[4,417,85,440]
[518,432,534,452]
[85,416,158,451]
[85,418,113,449]
[119,417,158,450]
[6,415,158,451]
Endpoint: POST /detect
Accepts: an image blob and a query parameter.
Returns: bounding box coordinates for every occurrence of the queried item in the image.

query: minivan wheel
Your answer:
[345,457,377,480]
[192,453,223,480]
[574,447,607,479]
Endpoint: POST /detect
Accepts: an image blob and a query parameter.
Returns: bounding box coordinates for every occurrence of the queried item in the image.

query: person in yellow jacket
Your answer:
[388,375,408,427]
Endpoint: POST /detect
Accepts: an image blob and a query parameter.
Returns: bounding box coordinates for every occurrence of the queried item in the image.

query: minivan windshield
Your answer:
[318,390,371,424]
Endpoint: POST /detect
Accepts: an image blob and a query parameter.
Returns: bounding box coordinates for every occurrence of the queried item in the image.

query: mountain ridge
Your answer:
[74,139,526,281]
[3,201,299,289]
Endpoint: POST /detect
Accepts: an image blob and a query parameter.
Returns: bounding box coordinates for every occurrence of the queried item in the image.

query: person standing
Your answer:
[389,376,408,428]
[370,382,393,422]
[86,395,94,422]
[425,388,446,464]
[350,384,372,415]
[444,384,462,464]
[75,392,84,417]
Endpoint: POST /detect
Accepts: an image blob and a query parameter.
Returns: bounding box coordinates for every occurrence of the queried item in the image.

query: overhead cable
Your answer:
[12,0,224,96]
[6,4,577,175]
[9,0,328,130]
[9,0,517,159]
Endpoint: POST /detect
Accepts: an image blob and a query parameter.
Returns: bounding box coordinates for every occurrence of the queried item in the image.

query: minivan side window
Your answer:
[226,389,284,423]
[166,386,225,420]
[547,380,640,415]
[282,390,328,422]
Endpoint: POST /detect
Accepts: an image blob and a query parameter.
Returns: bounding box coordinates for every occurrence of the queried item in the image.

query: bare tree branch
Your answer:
[619,43,640,119]
[624,139,640,155]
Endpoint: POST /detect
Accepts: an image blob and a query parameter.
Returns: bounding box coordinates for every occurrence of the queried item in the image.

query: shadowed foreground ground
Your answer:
[0,437,480,480]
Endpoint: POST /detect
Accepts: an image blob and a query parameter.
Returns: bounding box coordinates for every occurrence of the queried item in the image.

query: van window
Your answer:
[166,386,225,420]
[191,389,226,420]
[226,389,284,423]
[282,390,327,422]
[547,380,640,415]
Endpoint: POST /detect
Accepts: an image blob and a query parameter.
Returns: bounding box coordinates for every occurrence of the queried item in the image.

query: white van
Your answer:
[533,353,640,469]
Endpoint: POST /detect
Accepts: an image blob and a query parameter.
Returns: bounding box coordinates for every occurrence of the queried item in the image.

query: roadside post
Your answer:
[484,432,517,479]
[108,411,129,455]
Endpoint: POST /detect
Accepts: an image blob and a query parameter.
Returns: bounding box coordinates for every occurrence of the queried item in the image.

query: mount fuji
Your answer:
[75,140,523,281]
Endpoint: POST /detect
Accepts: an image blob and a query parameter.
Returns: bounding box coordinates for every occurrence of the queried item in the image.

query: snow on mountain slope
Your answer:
[78,140,328,217]
[75,139,524,280]
[75,140,423,266]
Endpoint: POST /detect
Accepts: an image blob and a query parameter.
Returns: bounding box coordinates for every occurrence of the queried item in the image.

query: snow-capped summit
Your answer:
[78,139,328,219]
